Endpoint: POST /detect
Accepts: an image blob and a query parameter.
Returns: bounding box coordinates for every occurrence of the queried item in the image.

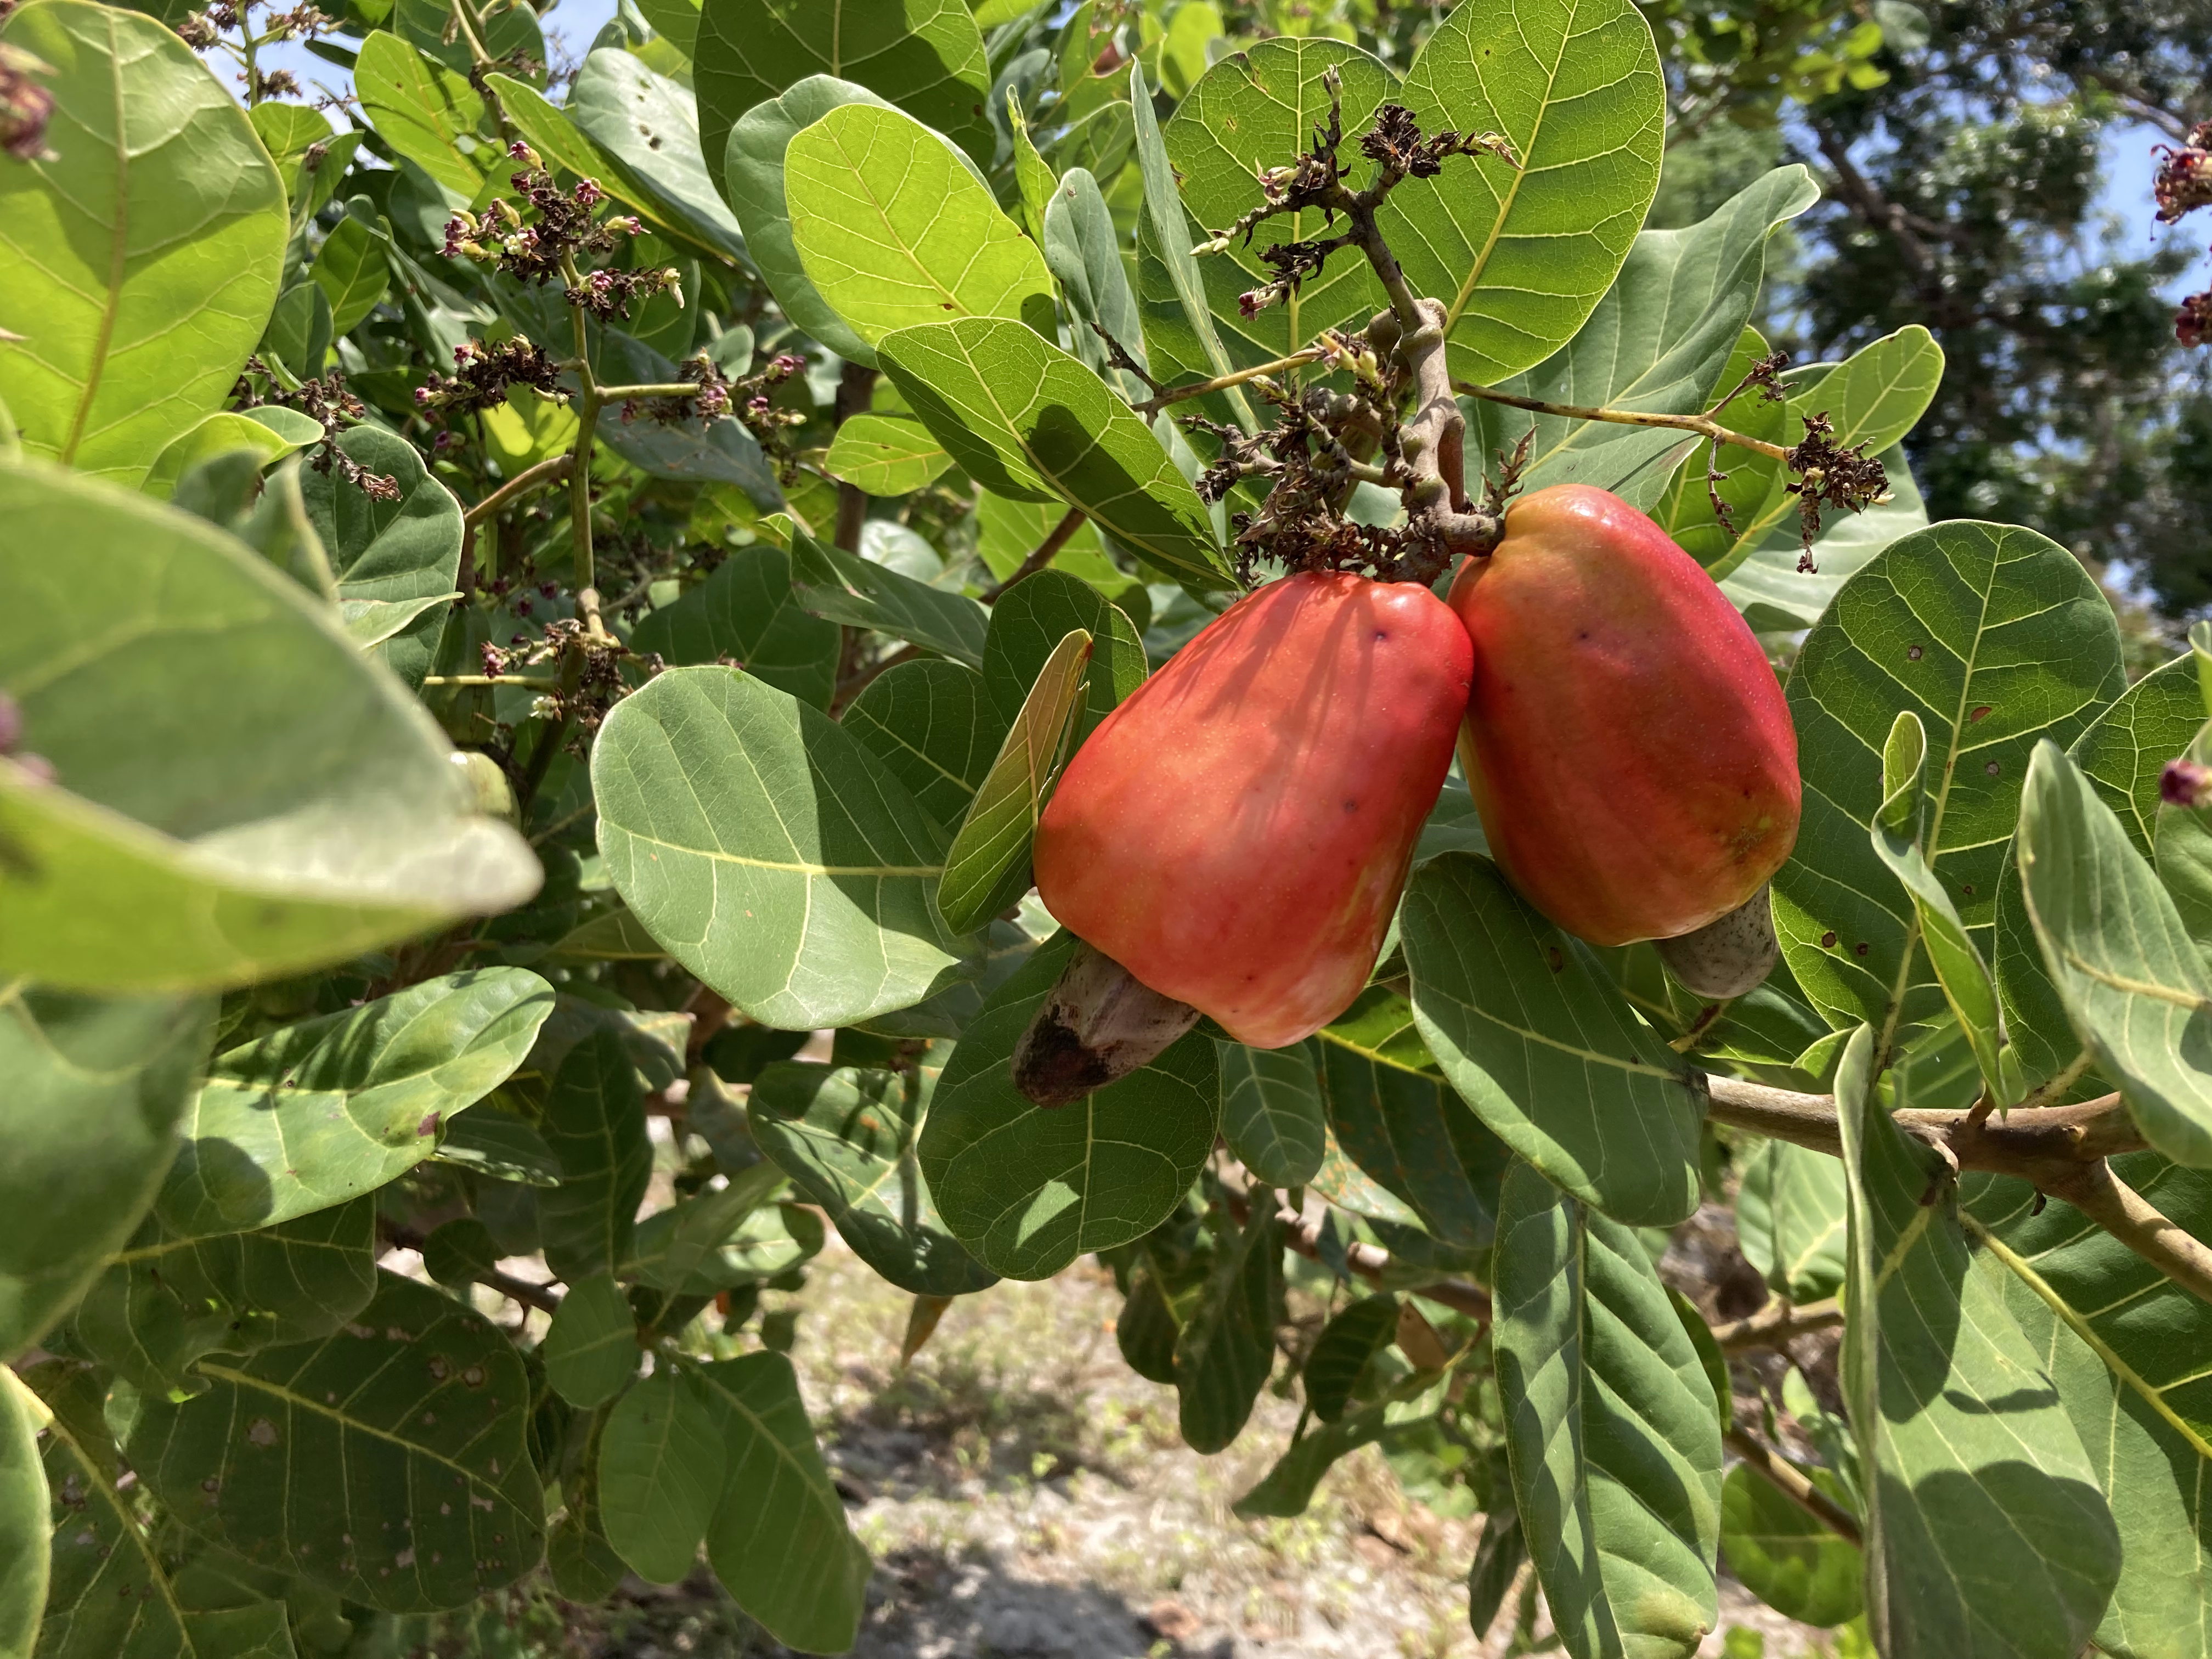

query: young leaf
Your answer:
[697,1351,872,1652]
[568,48,749,267]
[1402,854,1706,1227]
[785,103,1056,348]
[0,1,287,486]
[787,520,989,667]
[0,1370,46,1659]
[538,1026,653,1283]
[1773,521,2124,1037]
[823,410,954,496]
[877,317,1236,590]
[593,664,981,1030]
[301,425,464,691]
[1045,166,1150,402]
[1313,991,1508,1247]
[839,657,998,828]
[1492,1158,1722,1658]
[1175,1204,1280,1454]
[542,1273,640,1409]
[1216,1040,1327,1189]
[1462,167,1820,510]
[0,462,540,991]
[981,567,1146,740]
[600,1366,726,1584]
[918,933,1221,1279]
[1966,1155,2212,1654]
[2017,741,2212,1165]
[125,1272,548,1613]
[1995,652,2204,1085]
[0,988,213,1362]
[1832,1022,2121,1655]
[142,409,324,504]
[353,30,492,200]
[936,626,1091,933]
[749,1062,998,1295]
[158,969,555,1239]
[1379,0,1663,387]
[1719,1465,1863,1628]
[693,0,995,178]
[627,544,842,709]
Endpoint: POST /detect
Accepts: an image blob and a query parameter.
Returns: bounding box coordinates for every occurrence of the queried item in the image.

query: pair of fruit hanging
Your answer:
[1007,95,1803,1104]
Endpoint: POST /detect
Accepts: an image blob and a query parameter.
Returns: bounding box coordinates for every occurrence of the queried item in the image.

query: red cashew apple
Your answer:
[1446,484,1799,986]
[1015,570,1472,1102]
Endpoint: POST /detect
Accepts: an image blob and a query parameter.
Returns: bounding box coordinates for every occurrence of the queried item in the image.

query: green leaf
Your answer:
[157,969,554,1239]
[1867,711,2016,1105]
[1231,1399,1395,1521]
[1313,990,1508,1247]
[1698,329,1948,584]
[1719,1464,1863,1628]
[1733,1138,1846,1305]
[1997,653,2205,1086]
[252,101,356,222]
[628,544,841,709]
[541,1273,639,1408]
[302,425,464,691]
[1966,1155,2212,1657]
[750,1062,997,1296]
[0,1,286,487]
[1301,1291,1397,1424]
[1043,166,1149,401]
[1217,1041,1326,1189]
[936,627,1090,934]
[1832,1021,2120,1656]
[2017,741,2212,1165]
[721,77,913,366]
[839,658,997,828]
[354,30,492,200]
[785,103,1056,350]
[694,0,994,181]
[0,988,212,1362]
[1772,521,2123,1037]
[567,49,749,268]
[1379,0,1663,387]
[0,461,540,992]
[787,521,990,668]
[600,1366,726,1584]
[918,933,1221,1279]
[126,1272,546,1613]
[310,215,388,336]
[1402,854,1705,1227]
[72,1199,379,1400]
[981,567,1147,741]
[696,1351,872,1653]
[143,409,323,504]
[1492,1158,1722,1658]
[0,1374,48,1659]
[431,1103,560,1186]
[823,411,953,496]
[262,281,332,382]
[877,317,1235,590]
[1129,58,1255,433]
[627,1189,822,1293]
[594,664,981,1029]
[1175,1204,1280,1454]
[1461,167,1819,511]
[538,1026,653,1282]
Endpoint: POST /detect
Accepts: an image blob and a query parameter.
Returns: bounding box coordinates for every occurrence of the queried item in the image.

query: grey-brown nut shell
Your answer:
[1652,884,1780,1000]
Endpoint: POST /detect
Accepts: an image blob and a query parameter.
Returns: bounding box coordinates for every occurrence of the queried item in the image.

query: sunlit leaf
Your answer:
[823,411,953,496]
[568,48,749,267]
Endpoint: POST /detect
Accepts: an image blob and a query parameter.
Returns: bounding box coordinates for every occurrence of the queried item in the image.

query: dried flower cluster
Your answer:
[231,357,400,501]
[1782,412,1890,566]
[441,146,674,319]
[2153,123,2212,347]
[619,350,810,476]
[0,41,54,163]
[481,619,634,741]
[414,336,566,417]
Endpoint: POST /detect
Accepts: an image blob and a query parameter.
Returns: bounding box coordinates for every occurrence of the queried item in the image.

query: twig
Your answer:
[420,673,559,688]
[1135,346,1329,416]
[1225,1184,1491,1322]
[1710,1297,1844,1354]
[981,506,1087,602]
[1724,1426,1862,1546]
[2036,1159,2212,1307]
[1702,1075,2143,1168]
[1451,380,1790,461]
[461,451,573,528]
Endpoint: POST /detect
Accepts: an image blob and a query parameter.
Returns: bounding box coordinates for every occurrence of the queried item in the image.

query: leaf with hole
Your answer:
[0,1,287,487]
[157,969,554,1239]
[1402,855,1705,1227]
[1492,1158,1722,1659]
[594,664,981,1029]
